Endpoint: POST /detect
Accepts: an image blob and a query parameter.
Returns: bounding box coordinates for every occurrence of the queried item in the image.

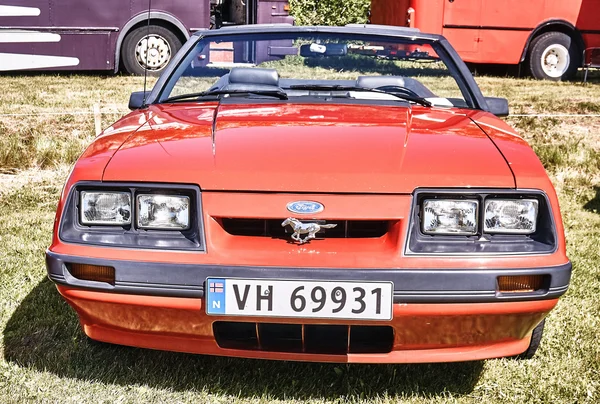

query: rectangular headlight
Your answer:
[484,199,538,234]
[422,199,478,235]
[80,191,131,225]
[137,194,190,229]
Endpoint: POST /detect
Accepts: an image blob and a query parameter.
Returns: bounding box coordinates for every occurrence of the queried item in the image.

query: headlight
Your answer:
[137,194,190,229]
[422,199,478,235]
[484,199,538,234]
[66,183,202,250]
[80,191,131,225]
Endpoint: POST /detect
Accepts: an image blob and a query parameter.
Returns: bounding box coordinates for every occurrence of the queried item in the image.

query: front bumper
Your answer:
[46,251,571,303]
[46,251,570,363]
[57,285,558,363]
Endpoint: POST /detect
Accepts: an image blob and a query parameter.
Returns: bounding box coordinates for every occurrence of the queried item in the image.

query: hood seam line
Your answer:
[100,112,153,181]
[469,117,517,189]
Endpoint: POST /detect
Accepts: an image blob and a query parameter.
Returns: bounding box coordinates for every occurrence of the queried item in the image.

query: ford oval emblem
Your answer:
[286,201,324,215]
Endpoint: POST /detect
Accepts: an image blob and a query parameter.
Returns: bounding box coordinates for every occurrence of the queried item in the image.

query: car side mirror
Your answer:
[485,97,509,117]
[128,91,149,110]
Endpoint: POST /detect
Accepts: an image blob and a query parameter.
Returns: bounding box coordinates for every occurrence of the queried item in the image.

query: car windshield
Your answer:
[158,31,472,108]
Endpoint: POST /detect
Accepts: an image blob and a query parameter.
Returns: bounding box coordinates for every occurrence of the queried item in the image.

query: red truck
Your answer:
[370,0,600,80]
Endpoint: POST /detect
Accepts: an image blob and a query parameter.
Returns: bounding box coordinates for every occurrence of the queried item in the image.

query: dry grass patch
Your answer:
[0,74,156,171]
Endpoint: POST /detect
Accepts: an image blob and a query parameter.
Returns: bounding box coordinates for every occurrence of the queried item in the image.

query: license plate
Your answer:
[205,278,393,320]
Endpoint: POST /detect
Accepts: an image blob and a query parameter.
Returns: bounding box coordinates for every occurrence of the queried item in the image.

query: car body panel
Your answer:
[52,189,568,269]
[101,103,515,193]
[469,111,567,258]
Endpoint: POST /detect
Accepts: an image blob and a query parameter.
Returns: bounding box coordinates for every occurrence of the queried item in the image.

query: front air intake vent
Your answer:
[213,322,394,354]
[220,219,389,238]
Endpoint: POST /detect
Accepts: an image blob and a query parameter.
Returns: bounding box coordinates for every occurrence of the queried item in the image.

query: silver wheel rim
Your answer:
[540,44,570,78]
[135,34,171,71]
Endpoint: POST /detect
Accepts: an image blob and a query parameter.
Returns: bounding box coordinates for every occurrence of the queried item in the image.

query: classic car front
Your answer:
[46,25,571,363]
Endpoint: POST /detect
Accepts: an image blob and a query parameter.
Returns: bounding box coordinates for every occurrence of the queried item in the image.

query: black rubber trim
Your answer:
[46,251,571,303]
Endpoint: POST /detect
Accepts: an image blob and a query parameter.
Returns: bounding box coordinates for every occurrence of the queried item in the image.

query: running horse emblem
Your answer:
[281,218,337,244]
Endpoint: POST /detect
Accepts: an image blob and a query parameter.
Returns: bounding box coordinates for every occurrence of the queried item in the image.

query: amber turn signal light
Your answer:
[497,275,545,293]
[69,263,115,284]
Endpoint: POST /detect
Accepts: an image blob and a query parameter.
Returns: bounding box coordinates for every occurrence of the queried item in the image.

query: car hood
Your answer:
[101,103,515,193]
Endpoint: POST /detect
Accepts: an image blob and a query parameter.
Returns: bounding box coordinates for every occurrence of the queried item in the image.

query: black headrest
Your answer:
[229,68,279,86]
[221,83,283,92]
[356,76,407,88]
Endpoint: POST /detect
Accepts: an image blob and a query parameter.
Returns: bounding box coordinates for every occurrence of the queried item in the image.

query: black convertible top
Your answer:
[192,23,437,41]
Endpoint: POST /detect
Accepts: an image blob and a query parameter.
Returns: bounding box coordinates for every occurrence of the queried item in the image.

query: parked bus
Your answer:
[370,0,600,80]
[0,0,292,74]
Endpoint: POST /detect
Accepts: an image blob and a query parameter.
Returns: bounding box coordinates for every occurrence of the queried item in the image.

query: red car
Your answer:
[46,24,571,363]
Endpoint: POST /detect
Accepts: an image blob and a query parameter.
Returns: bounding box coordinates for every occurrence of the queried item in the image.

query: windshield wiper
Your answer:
[288,84,432,107]
[162,89,288,103]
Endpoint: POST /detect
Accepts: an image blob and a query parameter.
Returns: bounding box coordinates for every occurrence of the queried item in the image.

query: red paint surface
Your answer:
[58,285,557,363]
[101,103,514,193]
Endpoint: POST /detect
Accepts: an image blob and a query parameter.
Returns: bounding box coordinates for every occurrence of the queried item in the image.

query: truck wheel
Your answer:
[121,25,182,76]
[527,32,581,81]
[516,319,545,359]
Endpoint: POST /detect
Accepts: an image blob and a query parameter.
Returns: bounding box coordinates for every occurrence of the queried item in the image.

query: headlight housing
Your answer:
[80,191,131,225]
[422,199,478,235]
[408,189,556,255]
[484,199,538,234]
[61,183,203,251]
[137,194,190,229]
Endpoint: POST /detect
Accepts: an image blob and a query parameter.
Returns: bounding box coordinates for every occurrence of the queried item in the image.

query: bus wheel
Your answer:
[527,32,581,81]
[121,25,182,76]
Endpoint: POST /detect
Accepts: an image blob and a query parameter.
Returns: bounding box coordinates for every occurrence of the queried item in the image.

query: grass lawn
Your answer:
[0,71,599,403]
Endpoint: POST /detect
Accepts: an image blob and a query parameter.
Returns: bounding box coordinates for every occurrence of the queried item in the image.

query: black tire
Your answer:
[516,319,545,359]
[121,24,182,76]
[527,31,581,81]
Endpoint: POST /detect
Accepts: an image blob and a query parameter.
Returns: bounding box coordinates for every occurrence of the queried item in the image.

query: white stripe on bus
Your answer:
[0,53,79,71]
[0,5,41,17]
[0,31,60,43]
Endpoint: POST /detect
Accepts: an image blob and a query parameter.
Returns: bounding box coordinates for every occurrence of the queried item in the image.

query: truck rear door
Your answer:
[477,0,541,64]
[442,0,483,60]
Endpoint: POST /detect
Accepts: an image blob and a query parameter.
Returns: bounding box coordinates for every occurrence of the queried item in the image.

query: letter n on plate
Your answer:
[207,278,226,314]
